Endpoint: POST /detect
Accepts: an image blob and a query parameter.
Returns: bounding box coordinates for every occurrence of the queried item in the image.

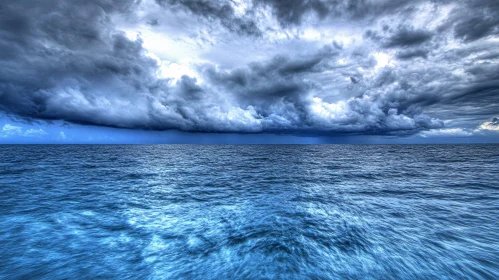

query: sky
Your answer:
[0,0,498,144]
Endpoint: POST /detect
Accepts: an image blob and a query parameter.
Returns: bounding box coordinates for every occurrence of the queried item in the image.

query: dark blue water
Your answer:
[0,145,498,279]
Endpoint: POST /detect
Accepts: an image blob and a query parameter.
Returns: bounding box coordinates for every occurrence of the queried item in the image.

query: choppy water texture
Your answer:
[0,145,498,279]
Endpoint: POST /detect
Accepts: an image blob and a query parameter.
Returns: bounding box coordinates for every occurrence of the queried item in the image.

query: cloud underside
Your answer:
[0,0,498,135]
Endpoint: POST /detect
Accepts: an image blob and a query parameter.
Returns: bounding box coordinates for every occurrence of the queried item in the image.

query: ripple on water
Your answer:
[0,144,498,279]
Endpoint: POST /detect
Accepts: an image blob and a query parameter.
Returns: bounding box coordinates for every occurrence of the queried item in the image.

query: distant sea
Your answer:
[0,145,498,279]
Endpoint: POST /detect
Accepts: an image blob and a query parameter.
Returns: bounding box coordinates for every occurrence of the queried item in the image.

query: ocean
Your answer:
[0,145,498,279]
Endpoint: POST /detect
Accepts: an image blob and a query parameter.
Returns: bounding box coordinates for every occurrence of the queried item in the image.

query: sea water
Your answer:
[0,145,498,279]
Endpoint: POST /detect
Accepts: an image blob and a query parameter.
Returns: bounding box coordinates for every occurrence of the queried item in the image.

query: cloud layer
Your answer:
[0,0,498,135]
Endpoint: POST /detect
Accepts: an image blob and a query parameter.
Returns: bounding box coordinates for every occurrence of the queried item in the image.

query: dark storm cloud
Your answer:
[383,28,433,48]
[253,0,425,27]
[253,0,330,26]
[396,49,429,60]
[364,26,433,49]
[198,48,444,134]
[448,0,499,42]
[0,0,498,136]
[155,0,262,36]
[153,0,424,33]
[0,0,166,128]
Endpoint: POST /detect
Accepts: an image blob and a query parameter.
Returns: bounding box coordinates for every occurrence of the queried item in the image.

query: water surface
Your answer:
[0,145,498,279]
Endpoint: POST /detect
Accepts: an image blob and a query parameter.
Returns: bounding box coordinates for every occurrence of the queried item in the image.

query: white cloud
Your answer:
[0,124,47,139]
[475,118,499,132]
[0,124,23,138]
[420,118,499,138]
[24,128,48,138]
[374,52,395,70]
[419,128,473,138]
[58,131,67,140]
